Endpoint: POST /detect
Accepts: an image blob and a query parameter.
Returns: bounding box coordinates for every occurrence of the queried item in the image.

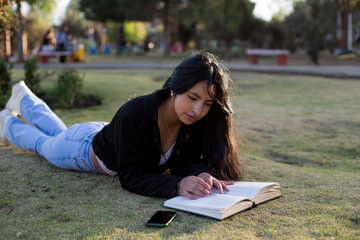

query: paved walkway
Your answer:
[13,62,360,79]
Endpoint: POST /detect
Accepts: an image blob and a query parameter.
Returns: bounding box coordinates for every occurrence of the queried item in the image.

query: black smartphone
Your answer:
[144,210,178,227]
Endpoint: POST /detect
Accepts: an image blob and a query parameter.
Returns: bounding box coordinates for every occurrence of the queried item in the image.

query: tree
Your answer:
[283,0,338,64]
[204,0,254,50]
[159,0,178,56]
[335,0,360,49]
[79,0,158,54]
[12,0,55,62]
[123,21,147,43]
[183,0,255,52]
[62,0,91,39]
[0,0,17,60]
[177,20,197,52]
[24,7,52,54]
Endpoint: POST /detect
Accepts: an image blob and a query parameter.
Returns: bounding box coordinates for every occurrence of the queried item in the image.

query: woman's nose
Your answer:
[193,103,203,115]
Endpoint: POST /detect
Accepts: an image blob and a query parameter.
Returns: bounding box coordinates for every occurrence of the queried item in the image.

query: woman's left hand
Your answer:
[197,172,234,194]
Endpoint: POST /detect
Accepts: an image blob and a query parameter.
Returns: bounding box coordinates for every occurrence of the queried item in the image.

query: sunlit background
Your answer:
[1,0,359,64]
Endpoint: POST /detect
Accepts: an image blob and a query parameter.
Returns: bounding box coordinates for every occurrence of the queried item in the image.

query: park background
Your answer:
[1,0,360,64]
[1,0,360,239]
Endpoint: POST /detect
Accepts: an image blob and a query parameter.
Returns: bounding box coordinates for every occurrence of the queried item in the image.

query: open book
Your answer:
[164,182,281,220]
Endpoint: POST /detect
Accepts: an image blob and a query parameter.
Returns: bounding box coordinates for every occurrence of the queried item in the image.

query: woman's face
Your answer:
[173,81,215,125]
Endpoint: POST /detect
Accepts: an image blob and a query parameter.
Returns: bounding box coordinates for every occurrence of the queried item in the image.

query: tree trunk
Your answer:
[202,0,209,49]
[163,0,171,56]
[2,33,6,60]
[16,0,24,63]
[116,21,125,55]
[336,0,357,50]
[5,31,11,61]
[340,9,349,50]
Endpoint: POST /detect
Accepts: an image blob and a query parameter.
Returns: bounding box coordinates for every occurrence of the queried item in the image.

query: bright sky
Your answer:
[250,0,293,21]
[52,0,292,25]
[53,0,71,25]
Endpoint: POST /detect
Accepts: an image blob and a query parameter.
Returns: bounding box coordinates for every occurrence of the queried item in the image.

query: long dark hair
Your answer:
[162,51,241,180]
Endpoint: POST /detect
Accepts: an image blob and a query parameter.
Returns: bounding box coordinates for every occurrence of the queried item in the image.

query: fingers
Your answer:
[197,172,212,186]
[179,175,235,199]
[197,172,233,193]
[221,181,234,191]
[182,191,201,200]
[209,178,236,193]
[178,176,211,199]
[212,180,232,194]
[222,181,235,186]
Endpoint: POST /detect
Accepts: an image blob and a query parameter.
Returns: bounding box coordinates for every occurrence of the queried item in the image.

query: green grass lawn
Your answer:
[1,69,359,239]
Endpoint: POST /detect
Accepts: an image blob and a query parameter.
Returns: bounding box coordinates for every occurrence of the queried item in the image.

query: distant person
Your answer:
[56,26,69,63]
[40,29,56,52]
[0,51,241,199]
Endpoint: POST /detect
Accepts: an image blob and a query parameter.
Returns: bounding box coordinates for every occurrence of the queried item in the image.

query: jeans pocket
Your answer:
[65,122,107,142]
[65,123,91,142]
[74,157,89,171]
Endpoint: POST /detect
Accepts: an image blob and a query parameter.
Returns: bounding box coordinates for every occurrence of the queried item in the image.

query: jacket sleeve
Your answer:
[113,113,182,198]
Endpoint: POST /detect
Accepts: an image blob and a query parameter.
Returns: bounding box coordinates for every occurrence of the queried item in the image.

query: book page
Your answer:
[164,193,250,211]
[164,181,280,219]
[213,182,279,201]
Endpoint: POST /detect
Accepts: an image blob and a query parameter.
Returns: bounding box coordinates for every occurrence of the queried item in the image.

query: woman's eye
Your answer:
[205,103,212,107]
[188,96,196,101]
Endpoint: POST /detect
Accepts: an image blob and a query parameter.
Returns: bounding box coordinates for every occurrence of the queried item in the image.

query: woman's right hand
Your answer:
[177,176,212,199]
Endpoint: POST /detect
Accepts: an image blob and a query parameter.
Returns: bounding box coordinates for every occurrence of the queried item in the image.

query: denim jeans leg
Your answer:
[36,122,107,173]
[6,116,50,154]
[6,116,107,173]
[20,94,67,136]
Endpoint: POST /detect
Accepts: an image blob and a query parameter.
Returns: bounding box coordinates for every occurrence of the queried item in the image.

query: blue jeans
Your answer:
[5,93,108,174]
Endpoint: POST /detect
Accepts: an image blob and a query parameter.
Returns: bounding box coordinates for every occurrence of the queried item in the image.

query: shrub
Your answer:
[54,68,83,109]
[24,58,41,92]
[0,58,12,108]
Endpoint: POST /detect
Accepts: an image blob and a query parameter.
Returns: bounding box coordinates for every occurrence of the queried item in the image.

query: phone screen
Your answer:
[145,211,177,227]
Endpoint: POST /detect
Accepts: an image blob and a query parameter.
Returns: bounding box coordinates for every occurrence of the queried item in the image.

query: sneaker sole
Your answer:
[0,109,13,145]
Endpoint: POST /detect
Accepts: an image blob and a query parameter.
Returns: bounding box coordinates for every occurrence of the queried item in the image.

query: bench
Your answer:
[246,49,290,65]
[38,51,73,63]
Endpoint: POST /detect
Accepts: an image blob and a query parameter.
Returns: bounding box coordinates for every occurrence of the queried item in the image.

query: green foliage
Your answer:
[283,0,337,64]
[0,58,11,94]
[0,2,17,58]
[34,0,56,17]
[79,0,158,54]
[182,0,255,51]
[0,58,12,108]
[54,68,83,109]
[13,0,56,63]
[0,1,17,34]
[25,0,55,10]
[208,0,255,42]
[24,0,56,25]
[61,0,90,38]
[24,58,41,92]
[79,0,157,22]
[24,7,52,51]
[123,21,147,43]
[105,21,118,44]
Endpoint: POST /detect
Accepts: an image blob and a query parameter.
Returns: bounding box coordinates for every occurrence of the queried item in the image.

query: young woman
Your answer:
[0,51,241,199]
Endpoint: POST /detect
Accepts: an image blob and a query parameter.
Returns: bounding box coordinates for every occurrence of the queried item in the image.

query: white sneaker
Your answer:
[5,80,33,116]
[0,109,14,145]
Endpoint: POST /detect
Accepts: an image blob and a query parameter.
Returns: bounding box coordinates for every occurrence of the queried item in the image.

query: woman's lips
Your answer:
[186,114,197,121]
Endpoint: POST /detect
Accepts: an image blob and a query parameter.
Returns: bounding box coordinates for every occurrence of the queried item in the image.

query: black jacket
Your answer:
[92,91,216,198]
